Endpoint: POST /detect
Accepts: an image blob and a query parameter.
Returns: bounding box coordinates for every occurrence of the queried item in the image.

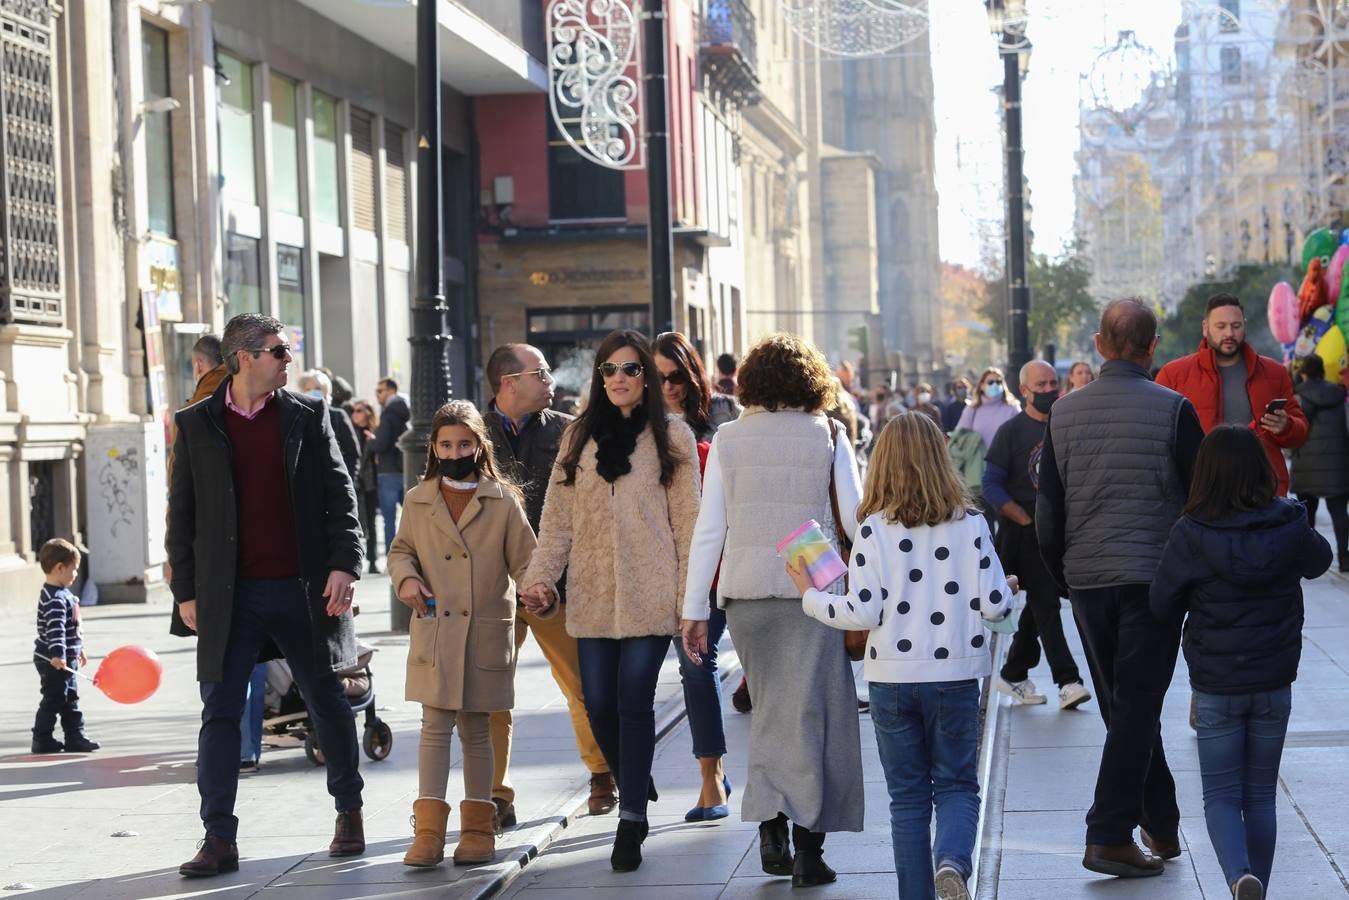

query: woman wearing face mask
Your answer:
[952,368,1020,529]
[912,382,943,427]
[522,330,702,872]
[299,369,361,483]
[389,401,540,869]
[652,331,741,824]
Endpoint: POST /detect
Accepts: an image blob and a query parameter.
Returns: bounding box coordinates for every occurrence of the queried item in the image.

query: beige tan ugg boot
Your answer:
[453,799,498,865]
[402,797,451,867]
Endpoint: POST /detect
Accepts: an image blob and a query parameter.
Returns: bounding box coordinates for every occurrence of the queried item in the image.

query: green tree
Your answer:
[980,243,1099,358]
[1155,263,1295,367]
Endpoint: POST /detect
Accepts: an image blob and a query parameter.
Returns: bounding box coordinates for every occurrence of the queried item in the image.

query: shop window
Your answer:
[142,23,175,237]
[217,51,257,206]
[270,72,301,216]
[384,123,408,243]
[277,244,307,371]
[224,232,262,315]
[312,91,341,226]
[547,115,625,221]
[350,108,377,232]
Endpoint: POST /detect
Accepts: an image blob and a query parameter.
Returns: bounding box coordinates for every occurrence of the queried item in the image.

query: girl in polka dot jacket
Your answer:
[787,411,1013,900]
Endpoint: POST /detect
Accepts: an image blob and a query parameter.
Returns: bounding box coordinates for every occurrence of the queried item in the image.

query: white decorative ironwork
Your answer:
[546,0,645,171]
[779,0,930,59]
[1086,31,1167,136]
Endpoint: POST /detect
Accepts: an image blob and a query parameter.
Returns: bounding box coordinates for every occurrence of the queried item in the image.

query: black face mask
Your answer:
[1031,390,1057,414]
[438,454,479,481]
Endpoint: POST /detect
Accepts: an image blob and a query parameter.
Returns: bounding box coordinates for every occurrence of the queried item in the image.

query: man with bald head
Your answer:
[1036,298,1204,879]
[982,360,1090,711]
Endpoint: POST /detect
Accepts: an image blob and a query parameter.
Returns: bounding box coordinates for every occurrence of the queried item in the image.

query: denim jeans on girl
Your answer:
[869,679,981,900]
[672,604,728,758]
[1195,687,1292,891]
[576,635,671,821]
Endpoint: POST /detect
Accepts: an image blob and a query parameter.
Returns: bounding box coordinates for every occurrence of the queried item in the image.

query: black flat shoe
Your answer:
[791,823,836,887]
[610,819,648,872]
[759,815,793,876]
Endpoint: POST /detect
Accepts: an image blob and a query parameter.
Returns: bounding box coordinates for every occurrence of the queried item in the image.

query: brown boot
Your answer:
[1140,828,1181,860]
[402,798,450,867]
[328,809,365,858]
[589,772,618,815]
[179,833,239,877]
[1082,842,1164,877]
[453,799,497,865]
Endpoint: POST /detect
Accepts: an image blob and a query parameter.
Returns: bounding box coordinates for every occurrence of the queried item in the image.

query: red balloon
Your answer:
[93,645,163,704]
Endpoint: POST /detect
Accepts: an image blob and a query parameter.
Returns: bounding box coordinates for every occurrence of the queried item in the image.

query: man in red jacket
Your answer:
[1156,293,1308,496]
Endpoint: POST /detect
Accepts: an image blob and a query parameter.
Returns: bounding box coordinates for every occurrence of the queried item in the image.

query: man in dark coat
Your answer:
[481,344,617,823]
[371,376,411,560]
[167,313,366,877]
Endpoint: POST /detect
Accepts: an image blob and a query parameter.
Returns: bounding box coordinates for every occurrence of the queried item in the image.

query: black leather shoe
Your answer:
[1140,828,1181,860]
[610,819,647,872]
[179,834,239,877]
[759,815,793,876]
[30,735,63,754]
[1082,842,1164,877]
[791,824,836,887]
[63,735,100,753]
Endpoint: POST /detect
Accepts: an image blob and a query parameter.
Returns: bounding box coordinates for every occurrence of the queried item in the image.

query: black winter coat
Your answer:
[1149,498,1331,695]
[166,380,365,682]
[329,406,361,484]
[485,403,573,534]
[1291,378,1349,498]
[372,393,411,475]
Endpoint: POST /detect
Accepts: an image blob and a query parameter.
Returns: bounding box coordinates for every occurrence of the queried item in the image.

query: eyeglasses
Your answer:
[658,370,689,386]
[598,361,643,379]
[248,343,290,360]
[985,379,1003,387]
[503,367,553,383]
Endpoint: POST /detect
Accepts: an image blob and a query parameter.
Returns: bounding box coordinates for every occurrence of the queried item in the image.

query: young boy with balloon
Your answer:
[31,538,99,754]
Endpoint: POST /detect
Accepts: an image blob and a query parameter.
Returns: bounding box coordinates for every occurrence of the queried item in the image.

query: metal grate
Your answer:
[350,108,376,233]
[0,1,60,325]
[383,122,406,244]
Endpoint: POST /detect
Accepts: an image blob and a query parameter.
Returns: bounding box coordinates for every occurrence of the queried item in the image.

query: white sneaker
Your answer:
[1059,682,1092,710]
[996,676,1047,705]
[935,864,970,900]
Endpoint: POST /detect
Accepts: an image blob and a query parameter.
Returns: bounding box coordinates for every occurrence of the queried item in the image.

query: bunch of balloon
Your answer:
[1268,227,1349,383]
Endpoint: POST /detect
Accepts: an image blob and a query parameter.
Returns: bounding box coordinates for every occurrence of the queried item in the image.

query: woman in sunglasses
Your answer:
[681,333,865,887]
[651,332,742,825]
[521,329,702,872]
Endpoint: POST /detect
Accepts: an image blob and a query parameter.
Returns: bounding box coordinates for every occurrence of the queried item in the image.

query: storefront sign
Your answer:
[145,238,183,322]
[529,267,646,286]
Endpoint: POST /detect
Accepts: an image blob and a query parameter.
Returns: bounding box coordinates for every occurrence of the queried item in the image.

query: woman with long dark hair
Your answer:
[652,332,741,823]
[349,400,381,573]
[681,333,864,887]
[522,330,702,872]
[1151,426,1331,899]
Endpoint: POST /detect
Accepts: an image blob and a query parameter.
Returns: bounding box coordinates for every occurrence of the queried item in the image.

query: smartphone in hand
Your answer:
[1264,398,1287,415]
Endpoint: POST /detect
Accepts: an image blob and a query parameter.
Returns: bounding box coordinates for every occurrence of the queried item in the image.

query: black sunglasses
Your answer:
[598,361,643,379]
[659,370,689,386]
[248,343,290,360]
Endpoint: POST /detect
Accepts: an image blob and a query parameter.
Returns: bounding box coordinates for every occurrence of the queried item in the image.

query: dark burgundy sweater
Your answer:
[224,398,300,578]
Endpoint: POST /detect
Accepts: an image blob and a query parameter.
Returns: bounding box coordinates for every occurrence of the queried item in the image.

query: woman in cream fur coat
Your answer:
[523,329,701,873]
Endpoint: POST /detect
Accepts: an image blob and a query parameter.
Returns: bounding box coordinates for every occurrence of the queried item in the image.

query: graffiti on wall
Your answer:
[97,447,139,537]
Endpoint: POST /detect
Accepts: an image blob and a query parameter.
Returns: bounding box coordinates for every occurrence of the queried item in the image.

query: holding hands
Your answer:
[520,582,557,615]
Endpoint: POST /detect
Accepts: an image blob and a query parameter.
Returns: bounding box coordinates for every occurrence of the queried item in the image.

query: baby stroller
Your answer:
[262,640,393,765]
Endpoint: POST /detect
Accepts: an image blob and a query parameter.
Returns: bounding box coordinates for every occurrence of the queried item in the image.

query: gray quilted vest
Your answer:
[1048,360,1189,589]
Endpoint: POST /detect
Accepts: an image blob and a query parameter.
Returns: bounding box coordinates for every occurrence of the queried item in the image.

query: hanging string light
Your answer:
[778,0,931,58]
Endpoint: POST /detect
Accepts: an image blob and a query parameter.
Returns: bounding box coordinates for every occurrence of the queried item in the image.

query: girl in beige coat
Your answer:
[523,329,701,874]
[389,401,545,868]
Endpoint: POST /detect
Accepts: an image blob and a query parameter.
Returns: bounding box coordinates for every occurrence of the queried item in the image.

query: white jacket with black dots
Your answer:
[802,511,1012,684]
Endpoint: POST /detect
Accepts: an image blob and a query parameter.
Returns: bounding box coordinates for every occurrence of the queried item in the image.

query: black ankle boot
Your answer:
[791,824,836,887]
[759,814,793,875]
[610,819,647,872]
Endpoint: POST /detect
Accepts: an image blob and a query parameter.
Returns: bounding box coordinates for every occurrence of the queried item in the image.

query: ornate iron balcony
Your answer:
[701,0,760,106]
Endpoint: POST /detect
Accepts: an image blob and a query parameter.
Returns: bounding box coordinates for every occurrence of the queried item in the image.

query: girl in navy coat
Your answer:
[1150,425,1332,900]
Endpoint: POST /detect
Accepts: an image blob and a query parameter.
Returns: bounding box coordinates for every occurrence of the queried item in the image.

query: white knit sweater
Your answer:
[802,511,1013,683]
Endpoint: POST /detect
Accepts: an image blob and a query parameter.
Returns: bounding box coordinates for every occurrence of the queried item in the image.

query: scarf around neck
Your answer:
[594,403,649,483]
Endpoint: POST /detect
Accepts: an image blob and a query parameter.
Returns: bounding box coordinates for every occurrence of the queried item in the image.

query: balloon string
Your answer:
[32,652,94,682]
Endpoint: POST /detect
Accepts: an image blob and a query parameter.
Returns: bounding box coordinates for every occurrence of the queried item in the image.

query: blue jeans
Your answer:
[199,578,363,841]
[1195,687,1292,891]
[576,635,671,821]
[239,663,267,763]
[869,679,981,900]
[377,473,404,555]
[673,603,727,758]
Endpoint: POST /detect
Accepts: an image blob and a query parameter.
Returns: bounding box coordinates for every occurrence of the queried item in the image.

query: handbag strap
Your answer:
[825,418,851,551]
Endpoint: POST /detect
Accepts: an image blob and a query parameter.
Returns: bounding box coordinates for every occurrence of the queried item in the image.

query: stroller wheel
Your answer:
[304,732,325,767]
[363,720,393,761]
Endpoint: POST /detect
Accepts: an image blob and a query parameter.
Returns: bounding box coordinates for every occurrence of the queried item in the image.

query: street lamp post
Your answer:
[986,0,1031,396]
[644,0,675,336]
[393,0,452,633]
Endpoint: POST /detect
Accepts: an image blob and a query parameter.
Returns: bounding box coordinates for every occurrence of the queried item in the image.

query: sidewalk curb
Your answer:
[454,653,743,899]
[972,631,1010,899]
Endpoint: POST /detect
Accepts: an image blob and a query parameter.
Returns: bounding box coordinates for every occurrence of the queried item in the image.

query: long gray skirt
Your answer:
[725,596,864,832]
